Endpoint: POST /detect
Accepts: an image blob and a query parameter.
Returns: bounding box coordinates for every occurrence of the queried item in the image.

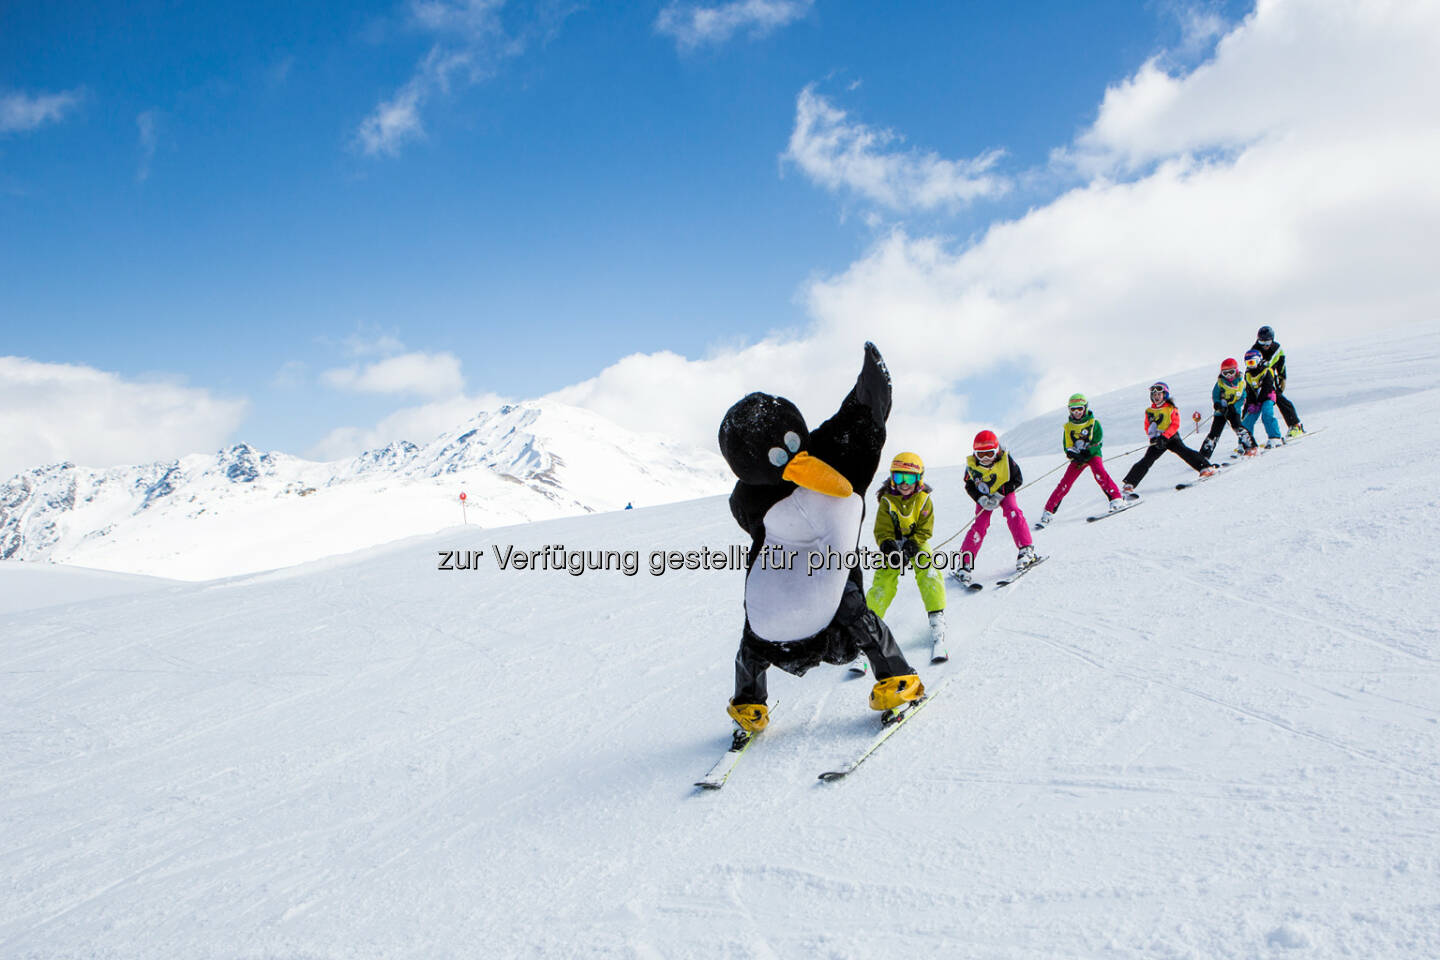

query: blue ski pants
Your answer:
[1242,400,1283,441]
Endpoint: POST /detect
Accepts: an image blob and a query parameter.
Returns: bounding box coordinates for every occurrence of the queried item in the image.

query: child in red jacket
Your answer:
[1121,382,1216,495]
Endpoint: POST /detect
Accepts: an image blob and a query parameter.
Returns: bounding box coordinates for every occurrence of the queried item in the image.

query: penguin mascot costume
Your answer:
[717,342,923,734]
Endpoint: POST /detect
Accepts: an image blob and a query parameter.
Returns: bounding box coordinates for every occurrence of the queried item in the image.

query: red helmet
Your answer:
[972,430,1000,454]
[1220,357,1239,375]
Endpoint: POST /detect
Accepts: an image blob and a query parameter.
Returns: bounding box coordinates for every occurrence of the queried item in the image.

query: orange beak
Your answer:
[781,452,854,498]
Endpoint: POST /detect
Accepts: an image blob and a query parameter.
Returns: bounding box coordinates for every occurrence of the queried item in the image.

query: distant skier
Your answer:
[1251,325,1305,438]
[1035,393,1124,528]
[954,430,1037,585]
[1199,359,1258,460]
[1242,349,1286,448]
[861,452,947,667]
[717,343,923,736]
[1121,382,1217,496]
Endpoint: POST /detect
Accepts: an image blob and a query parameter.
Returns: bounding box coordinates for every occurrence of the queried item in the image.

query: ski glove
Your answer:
[979,494,1002,511]
[901,539,919,562]
[878,539,905,568]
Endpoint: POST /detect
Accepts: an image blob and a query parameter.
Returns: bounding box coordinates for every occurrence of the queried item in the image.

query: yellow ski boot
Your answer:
[727,700,770,733]
[869,674,925,714]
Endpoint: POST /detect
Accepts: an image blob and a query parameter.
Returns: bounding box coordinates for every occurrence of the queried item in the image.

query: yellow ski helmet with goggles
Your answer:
[889,452,924,488]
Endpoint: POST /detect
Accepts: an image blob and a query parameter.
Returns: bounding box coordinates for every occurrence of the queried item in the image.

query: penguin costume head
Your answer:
[718,392,853,498]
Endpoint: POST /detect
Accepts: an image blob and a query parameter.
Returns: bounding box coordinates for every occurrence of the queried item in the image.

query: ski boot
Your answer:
[1199,465,1218,478]
[727,700,769,735]
[928,610,948,663]
[1199,437,1216,460]
[870,674,925,723]
[1122,482,1138,501]
[1034,510,1054,530]
[951,561,974,587]
[1016,544,1038,570]
[848,655,869,676]
[1108,497,1126,512]
[1265,437,1283,449]
[1287,424,1305,439]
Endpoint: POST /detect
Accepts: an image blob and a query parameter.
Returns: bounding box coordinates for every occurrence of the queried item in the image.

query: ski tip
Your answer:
[817,771,847,782]
[694,781,722,790]
[930,654,949,664]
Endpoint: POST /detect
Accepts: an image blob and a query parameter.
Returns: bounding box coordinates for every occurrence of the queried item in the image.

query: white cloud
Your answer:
[307,391,508,460]
[356,0,548,157]
[321,351,466,398]
[0,89,82,135]
[0,358,248,478]
[551,0,1440,465]
[136,110,158,182]
[1064,0,1440,175]
[342,332,407,357]
[655,0,812,51]
[784,86,1010,213]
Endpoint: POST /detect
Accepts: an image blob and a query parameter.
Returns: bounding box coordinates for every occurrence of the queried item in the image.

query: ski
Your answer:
[995,555,1047,587]
[948,572,983,593]
[694,702,778,790]
[818,679,951,782]
[1279,426,1320,443]
[1176,462,1232,490]
[1087,500,1142,523]
[929,641,949,664]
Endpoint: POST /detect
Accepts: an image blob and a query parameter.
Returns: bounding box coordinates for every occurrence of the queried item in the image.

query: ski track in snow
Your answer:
[2,327,1440,957]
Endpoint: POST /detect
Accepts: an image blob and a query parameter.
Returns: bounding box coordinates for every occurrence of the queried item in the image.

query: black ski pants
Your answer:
[1200,406,1255,458]
[1273,378,1300,428]
[1123,434,1210,489]
[733,576,913,704]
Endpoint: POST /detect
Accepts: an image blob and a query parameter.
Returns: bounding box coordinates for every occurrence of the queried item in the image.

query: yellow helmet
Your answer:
[889,451,924,475]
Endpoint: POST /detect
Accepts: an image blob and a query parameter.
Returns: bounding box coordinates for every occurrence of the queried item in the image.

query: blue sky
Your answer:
[3,0,1435,475]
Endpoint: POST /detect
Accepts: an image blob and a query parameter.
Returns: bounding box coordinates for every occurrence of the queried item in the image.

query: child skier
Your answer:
[954,430,1036,585]
[1035,393,1124,528]
[1199,358,1258,460]
[1242,349,1286,448]
[1121,382,1217,495]
[863,452,947,666]
[1251,325,1305,437]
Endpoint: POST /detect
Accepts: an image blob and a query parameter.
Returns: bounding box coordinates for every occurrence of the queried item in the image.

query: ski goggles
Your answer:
[1068,405,1088,416]
[973,448,999,462]
[1257,338,1273,346]
[1245,357,1261,367]
[891,471,919,485]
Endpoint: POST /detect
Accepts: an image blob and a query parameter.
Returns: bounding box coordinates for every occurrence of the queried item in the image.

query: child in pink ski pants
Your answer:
[960,430,1035,567]
[961,492,1032,558]
[1044,457,1121,514]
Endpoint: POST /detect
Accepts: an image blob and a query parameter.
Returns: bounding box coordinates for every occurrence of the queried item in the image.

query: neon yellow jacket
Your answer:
[873,482,935,547]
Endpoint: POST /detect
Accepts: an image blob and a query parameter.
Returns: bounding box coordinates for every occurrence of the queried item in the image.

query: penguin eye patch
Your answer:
[768,447,790,467]
[783,431,801,453]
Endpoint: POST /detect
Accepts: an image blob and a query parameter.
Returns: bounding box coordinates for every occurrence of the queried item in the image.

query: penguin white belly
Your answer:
[745,488,863,643]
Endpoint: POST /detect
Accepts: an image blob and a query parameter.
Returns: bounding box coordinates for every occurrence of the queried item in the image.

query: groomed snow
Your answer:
[2,326,1437,958]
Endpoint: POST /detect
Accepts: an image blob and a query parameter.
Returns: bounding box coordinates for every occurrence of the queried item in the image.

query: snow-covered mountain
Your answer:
[0,399,733,580]
[2,326,1437,958]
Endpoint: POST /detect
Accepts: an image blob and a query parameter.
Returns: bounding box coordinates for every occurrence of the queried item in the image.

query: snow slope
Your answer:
[0,563,179,616]
[2,327,1438,958]
[0,400,732,581]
